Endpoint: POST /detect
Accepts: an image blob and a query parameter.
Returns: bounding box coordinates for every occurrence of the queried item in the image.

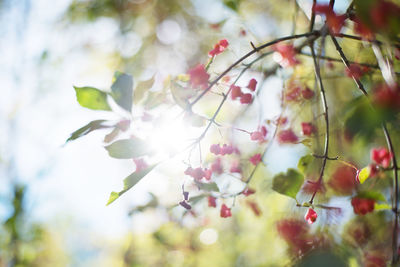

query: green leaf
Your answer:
[272,168,304,200]
[133,76,155,105]
[66,120,109,142]
[297,154,314,174]
[296,251,347,267]
[357,191,386,202]
[74,86,111,111]
[105,138,151,159]
[223,0,241,11]
[358,167,371,184]
[170,81,193,109]
[110,71,133,112]
[344,97,381,140]
[196,182,219,192]
[103,127,120,143]
[106,192,119,205]
[300,139,313,148]
[189,195,207,205]
[106,165,157,205]
[375,203,391,210]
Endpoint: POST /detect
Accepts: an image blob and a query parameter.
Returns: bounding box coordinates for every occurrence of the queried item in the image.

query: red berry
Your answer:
[345,64,364,79]
[313,4,346,34]
[328,166,357,195]
[247,200,261,216]
[301,87,315,99]
[249,153,262,165]
[242,187,255,196]
[211,158,223,174]
[277,129,298,144]
[371,147,393,168]
[220,204,232,218]
[240,93,253,104]
[247,78,257,91]
[204,168,212,180]
[230,84,243,100]
[188,64,210,90]
[133,158,148,172]
[208,39,229,57]
[208,196,217,207]
[304,208,317,224]
[285,86,301,102]
[272,43,300,67]
[301,122,316,136]
[250,131,264,142]
[229,160,241,173]
[351,197,375,215]
[221,144,234,155]
[210,144,221,155]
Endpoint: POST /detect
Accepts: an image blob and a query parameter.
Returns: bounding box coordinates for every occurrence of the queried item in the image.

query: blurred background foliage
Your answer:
[1,0,400,266]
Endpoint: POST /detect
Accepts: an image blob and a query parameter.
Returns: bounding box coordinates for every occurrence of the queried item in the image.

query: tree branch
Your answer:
[188,31,320,109]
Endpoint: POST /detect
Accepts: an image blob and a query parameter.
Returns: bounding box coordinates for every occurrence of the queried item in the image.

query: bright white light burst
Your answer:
[147,112,201,158]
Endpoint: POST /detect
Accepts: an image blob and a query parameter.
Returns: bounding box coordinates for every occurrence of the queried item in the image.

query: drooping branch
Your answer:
[309,40,330,205]
[330,34,399,264]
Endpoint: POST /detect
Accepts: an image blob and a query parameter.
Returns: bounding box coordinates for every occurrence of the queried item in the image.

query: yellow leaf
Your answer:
[358,167,370,184]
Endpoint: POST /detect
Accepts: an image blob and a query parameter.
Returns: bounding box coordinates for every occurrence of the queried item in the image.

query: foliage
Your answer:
[63,0,400,266]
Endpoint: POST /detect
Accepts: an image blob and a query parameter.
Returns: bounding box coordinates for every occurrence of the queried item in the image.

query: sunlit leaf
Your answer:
[375,203,391,210]
[170,81,193,109]
[300,138,312,148]
[106,165,157,205]
[196,182,219,192]
[74,86,111,110]
[66,120,109,142]
[110,71,133,112]
[144,91,167,109]
[272,168,304,200]
[223,0,241,11]
[106,192,119,206]
[358,167,370,184]
[357,191,386,202]
[133,76,155,105]
[297,154,314,174]
[103,127,120,143]
[105,138,151,159]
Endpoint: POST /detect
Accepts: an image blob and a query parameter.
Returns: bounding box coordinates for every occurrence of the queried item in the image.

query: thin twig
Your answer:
[334,33,400,49]
[309,0,316,32]
[298,52,400,75]
[312,154,338,160]
[309,40,330,205]
[330,35,368,95]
